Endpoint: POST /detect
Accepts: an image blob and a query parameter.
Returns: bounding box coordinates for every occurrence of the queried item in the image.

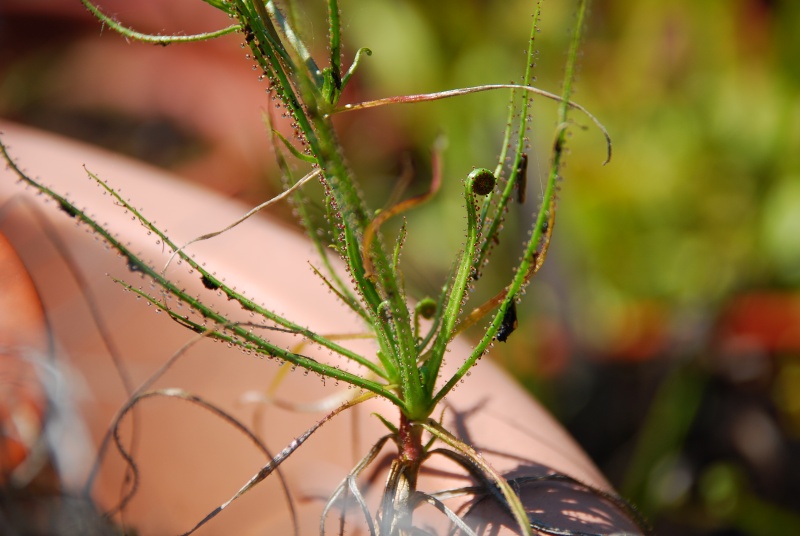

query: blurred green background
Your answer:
[2,0,799,534]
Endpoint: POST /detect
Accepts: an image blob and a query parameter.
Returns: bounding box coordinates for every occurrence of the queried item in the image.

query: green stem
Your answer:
[328,0,342,88]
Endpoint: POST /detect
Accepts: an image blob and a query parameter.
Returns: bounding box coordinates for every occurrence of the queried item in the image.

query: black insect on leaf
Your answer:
[201,274,221,290]
[515,153,528,204]
[496,299,518,342]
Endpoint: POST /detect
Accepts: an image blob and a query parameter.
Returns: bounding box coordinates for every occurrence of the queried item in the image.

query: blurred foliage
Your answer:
[2,0,799,534]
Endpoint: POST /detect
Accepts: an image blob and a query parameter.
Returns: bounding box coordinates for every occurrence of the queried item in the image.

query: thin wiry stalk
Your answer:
[179,393,371,535]
[332,84,610,165]
[409,491,477,536]
[321,435,392,535]
[83,322,296,531]
[101,386,299,536]
[161,169,321,275]
[80,0,239,43]
[16,198,136,403]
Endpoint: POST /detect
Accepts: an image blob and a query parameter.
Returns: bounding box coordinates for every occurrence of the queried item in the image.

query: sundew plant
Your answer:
[0,0,643,534]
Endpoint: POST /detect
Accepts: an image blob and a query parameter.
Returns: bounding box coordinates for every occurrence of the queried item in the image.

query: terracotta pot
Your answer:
[0,122,642,534]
